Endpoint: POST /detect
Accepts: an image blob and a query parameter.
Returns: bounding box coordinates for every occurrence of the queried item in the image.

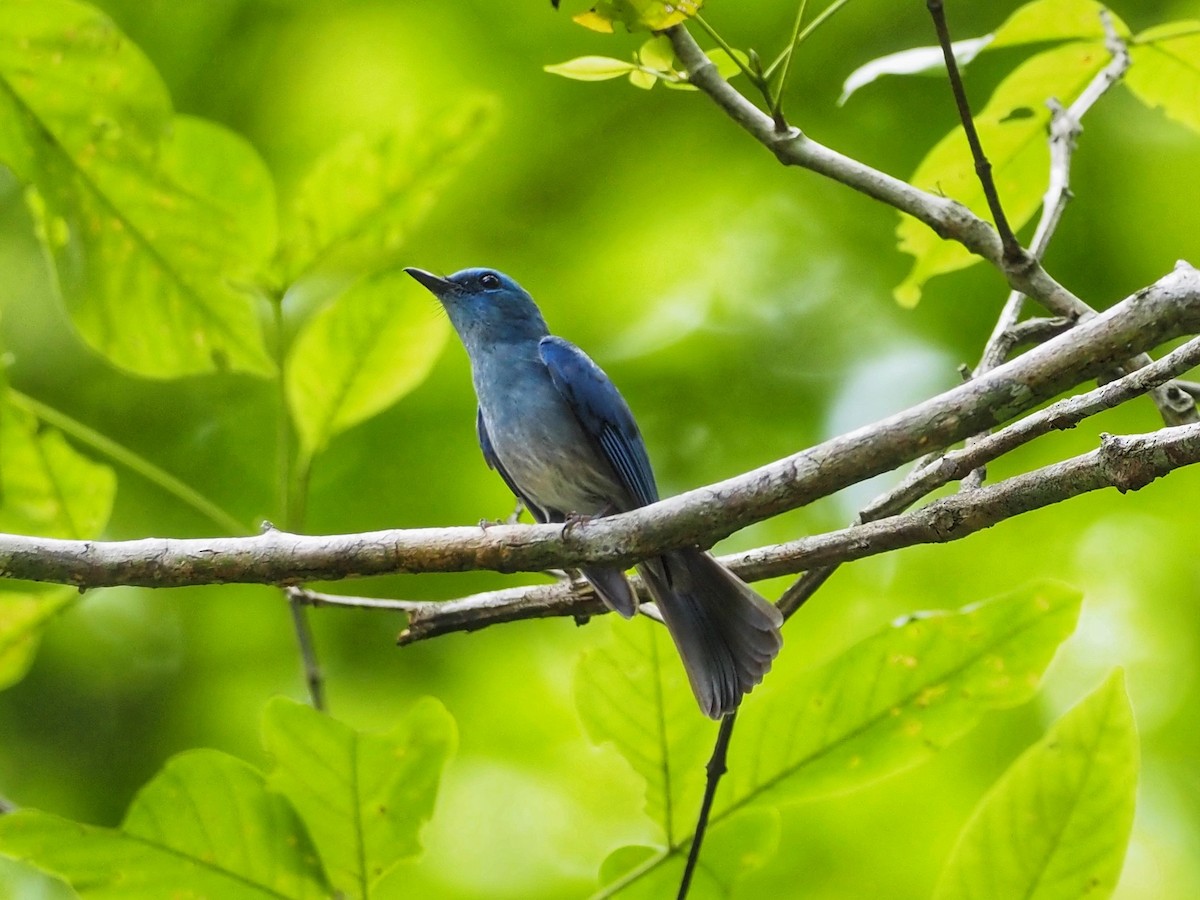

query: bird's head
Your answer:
[405,267,549,348]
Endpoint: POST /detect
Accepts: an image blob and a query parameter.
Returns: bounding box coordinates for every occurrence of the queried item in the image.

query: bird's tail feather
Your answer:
[582,565,637,618]
[639,548,783,719]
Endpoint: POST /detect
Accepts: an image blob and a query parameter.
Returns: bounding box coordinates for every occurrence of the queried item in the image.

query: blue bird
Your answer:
[405,266,783,718]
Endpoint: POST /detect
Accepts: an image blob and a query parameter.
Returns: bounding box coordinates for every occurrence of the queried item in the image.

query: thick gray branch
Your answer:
[329,421,1200,644]
[0,264,1196,589]
[304,334,1200,643]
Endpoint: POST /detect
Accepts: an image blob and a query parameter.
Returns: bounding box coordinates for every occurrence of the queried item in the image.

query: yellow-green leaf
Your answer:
[0,750,330,897]
[278,100,494,284]
[0,404,115,540]
[0,587,75,691]
[0,1,277,377]
[572,0,702,34]
[263,696,456,899]
[285,268,449,458]
[724,581,1081,807]
[1127,22,1200,135]
[895,42,1110,306]
[991,0,1129,48]
[544,56,638,81]
[934,670,1138,900]
[576,616,716,845]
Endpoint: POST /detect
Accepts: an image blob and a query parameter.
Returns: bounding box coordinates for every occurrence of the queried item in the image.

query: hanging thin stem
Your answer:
[8,390,248,537]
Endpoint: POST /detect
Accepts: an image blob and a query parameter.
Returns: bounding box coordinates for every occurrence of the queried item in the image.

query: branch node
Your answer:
[1098,432,1160,493]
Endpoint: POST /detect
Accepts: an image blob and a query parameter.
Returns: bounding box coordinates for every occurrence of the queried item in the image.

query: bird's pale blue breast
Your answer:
[471,345,627,517]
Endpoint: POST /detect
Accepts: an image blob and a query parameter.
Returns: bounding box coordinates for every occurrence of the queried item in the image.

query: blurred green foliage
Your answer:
[0,0,1198,897]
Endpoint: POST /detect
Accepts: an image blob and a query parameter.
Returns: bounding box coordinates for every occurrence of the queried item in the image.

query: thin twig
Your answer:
[288,593,326,711]
[666,26,1084,321]
[962,11,1143,487]
[927,0,1021,261]
[677,712,737,899]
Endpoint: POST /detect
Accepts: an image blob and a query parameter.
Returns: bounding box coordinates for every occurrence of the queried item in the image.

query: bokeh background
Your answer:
[1,0,1199,896]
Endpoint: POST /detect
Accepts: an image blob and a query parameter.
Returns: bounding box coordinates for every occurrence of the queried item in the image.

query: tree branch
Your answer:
[666,24,1091,320]
[0,263,1196,591]
[370,328,1200,640]
[375,419,1200,642]
[927,0,1020,260]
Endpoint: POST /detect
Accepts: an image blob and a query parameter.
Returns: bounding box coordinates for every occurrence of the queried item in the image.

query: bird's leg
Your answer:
[505,497,525,525]
[561,503,616,539]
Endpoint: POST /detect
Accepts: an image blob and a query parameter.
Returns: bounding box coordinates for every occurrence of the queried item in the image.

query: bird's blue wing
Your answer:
[538,335,659,509]
[477,408,550,523]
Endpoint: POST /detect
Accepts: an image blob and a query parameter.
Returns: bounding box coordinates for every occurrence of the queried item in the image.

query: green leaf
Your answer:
[895,42,1110,306]
[277,100,494,284]
[598,810,779,898]
[990,0,1129,48]
[637,36,675,72]
[0,403,115,540]
[629,69,659,90]
[933,669,1138,900]
[571,0,702,34]
[0,586,75,690]
[1127,22,1200,135]
[0,0,169,185]
[723,581,1081,808]
[544,56,639,81]
[263,696,456,899]
[840,1,1130,104]
[576,615,717,845]
[0,750,330,898]
[285,267,449,458]
[0,0,277,377]
[0,398,114,690]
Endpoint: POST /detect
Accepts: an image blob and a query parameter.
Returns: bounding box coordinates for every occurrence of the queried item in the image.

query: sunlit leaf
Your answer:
[723,582,1081,808]
[637,36,675,71]
[0,750,330,898]
[895,42,1110,306]
[0,0,168,185]
[576,616,716,845]
[1127,22,1200,135]
[840,38,992,105]
[0,404,115,540]
[840,1,1130,103]
[572,0,702,34]
[0,586,75,691]
[0,399,114,690]
[933,669,1138,900]
[990,0,1128,48]
[263,696,456,899]
[0,0,277,377]
[285,267,449,457]
[0,858,76,900]
[544,56,639,81]
[629,68,659,89]
[598,809,779,898]
[278,100,494,284]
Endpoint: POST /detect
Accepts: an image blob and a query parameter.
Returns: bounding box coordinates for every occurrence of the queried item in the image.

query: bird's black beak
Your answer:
[404,267,455,297]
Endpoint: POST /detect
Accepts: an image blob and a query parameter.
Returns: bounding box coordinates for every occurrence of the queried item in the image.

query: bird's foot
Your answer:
[560,512,593,539]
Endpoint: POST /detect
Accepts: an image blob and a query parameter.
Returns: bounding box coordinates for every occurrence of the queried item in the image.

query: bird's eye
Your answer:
[479,273,501,290]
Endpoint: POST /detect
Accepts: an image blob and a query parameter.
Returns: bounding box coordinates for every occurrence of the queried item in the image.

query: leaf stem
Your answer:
[768,0,809,125]
[764,0,855,81]
[7,389,248,536]
[688,15,772,107]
